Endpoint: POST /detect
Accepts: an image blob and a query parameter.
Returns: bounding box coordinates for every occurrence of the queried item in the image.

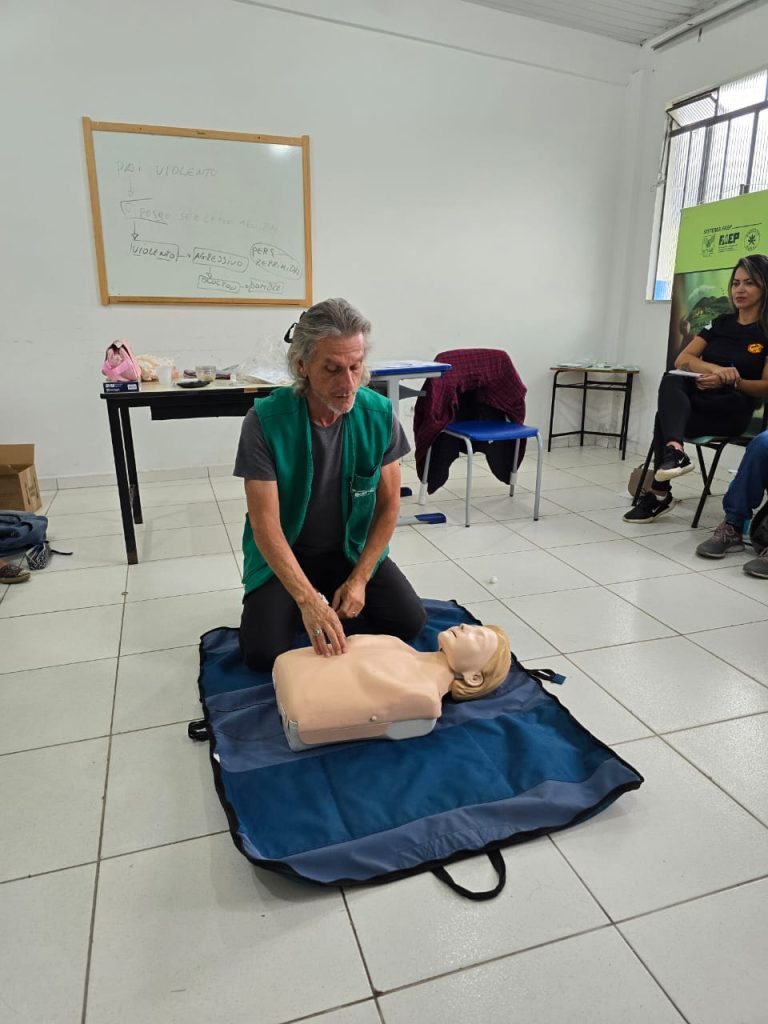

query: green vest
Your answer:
[242,386,393,594]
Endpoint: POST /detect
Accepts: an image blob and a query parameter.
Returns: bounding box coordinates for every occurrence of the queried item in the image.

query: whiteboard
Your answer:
[83,119,312,306]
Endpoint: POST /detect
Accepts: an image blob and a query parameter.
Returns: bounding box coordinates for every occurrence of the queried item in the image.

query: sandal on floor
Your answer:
[0,562,30,584]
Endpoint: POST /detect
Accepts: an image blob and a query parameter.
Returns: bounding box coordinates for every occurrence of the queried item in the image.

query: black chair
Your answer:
[632,403,768,527]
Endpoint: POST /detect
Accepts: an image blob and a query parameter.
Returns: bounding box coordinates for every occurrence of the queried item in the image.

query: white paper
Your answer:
[667,369,703,377]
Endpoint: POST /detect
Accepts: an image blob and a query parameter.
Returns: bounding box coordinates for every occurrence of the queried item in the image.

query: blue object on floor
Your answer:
[194,600,642,897]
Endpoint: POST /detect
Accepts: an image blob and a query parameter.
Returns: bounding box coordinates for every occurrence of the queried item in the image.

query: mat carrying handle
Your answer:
[432,849,506,900]
[187,719,210,742]
[527,667,566,685]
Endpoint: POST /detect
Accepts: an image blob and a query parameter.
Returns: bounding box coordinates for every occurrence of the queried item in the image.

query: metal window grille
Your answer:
[651,69,768,300]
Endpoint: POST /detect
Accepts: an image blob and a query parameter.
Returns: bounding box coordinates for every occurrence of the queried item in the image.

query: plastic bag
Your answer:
[135,354,180,382]
[234,337,290,384]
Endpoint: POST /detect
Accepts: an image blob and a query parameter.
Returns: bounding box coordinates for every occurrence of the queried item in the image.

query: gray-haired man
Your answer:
[234,297,426,670]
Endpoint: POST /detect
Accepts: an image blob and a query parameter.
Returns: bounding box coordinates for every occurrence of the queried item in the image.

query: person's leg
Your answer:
[653,375,698,482]
[623,410,675,521]
[694,426,767,559]
[239,576,303,671]
[697,431,768,560]
[684,390,755,443]
[656,374,695,453]
[723,431,768,525]
[354,557,427,640]
[657,387,754,485]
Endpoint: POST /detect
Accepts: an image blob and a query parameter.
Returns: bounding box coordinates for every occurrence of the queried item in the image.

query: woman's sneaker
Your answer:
[655,447,693,482]
[623,491,673,522]
[695,521,745,559]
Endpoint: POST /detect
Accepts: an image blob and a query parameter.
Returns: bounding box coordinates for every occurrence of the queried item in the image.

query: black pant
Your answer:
[239,551,427,671]
[652,374,754,487]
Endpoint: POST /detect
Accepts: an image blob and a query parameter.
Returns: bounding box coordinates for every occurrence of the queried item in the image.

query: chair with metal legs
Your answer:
[418,420,544,527]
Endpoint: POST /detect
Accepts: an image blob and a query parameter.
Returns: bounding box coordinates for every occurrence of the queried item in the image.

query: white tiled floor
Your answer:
[1,448,767,1024]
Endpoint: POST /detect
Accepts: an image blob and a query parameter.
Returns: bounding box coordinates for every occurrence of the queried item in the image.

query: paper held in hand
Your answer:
[667,369,703,377]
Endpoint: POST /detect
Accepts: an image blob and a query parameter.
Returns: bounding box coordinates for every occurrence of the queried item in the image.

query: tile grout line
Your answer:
[350,920,616,1001]
[684,628,768,690]
[339,888,383,1006]
[611,871,768,928]
[548,835,696,1019]
[654,730,768,832]
[79,561,129,1024]
[545,651,768,831]
[612,925,694,1024]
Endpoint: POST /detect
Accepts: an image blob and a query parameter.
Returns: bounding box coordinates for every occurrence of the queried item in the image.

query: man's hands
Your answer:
[332,574,367,619]
[297,574,369,656]
[299,593,347,657]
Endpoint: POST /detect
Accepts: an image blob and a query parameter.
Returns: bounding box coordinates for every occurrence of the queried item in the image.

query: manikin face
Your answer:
[731,268,764,320]
[438,624,498,684]
[299,333,366,419]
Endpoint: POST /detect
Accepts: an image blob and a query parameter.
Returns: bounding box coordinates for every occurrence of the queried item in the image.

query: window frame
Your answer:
[649,71,768,301]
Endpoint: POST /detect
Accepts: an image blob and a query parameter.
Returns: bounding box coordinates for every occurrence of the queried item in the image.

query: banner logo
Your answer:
[701,233,716,257]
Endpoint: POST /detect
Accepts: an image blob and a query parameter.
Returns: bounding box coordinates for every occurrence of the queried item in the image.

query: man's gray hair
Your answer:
[287,297,372,395]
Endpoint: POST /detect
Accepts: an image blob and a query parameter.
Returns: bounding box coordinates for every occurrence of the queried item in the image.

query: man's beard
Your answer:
[322,393,356,416]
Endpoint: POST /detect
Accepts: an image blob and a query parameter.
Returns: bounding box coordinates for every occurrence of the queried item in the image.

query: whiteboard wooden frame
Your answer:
[82,118,312,306]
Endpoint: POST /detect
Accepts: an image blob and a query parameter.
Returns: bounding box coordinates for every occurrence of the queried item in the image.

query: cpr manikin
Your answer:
[272,624,512,750]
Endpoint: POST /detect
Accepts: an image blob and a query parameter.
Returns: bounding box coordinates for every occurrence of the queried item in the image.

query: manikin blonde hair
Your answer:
[449,624,512,701]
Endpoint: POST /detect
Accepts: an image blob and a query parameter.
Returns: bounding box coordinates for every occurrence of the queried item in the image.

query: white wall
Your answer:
[617,6,768,454]
[0,0,639,480]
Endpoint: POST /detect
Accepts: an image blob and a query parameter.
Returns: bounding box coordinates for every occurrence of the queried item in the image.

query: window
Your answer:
[650,69,768,300]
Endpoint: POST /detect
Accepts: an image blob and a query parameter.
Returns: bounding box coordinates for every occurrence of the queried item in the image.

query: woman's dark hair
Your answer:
[729,254,768,335]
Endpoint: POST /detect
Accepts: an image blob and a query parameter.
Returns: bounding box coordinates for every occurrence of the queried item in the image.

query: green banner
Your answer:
[668,192,768,365]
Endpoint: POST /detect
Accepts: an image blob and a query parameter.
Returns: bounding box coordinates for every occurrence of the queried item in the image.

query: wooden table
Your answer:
[547,364,639,460]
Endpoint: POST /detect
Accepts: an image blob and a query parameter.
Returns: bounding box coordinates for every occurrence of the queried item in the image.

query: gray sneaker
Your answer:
[695,521,745,559]
[743,546,768,578]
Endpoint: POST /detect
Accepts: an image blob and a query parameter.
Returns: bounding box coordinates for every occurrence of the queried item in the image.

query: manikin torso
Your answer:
[272,635,452,737]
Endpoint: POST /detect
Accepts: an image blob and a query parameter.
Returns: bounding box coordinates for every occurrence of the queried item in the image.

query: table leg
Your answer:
[547,372,560,452]
[107,402,139,565]
[120,405,143,524]
[579,372,588,446]
[385,378,400,419]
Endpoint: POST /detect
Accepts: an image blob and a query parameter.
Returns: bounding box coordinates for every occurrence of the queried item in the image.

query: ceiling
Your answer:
[458,0,751,46]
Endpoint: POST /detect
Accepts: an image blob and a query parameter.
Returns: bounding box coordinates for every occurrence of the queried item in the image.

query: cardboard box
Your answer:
[0,444,42,512]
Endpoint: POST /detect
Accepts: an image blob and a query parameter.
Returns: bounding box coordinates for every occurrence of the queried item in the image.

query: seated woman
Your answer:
[625,254,768,523]
[273,623,511,749]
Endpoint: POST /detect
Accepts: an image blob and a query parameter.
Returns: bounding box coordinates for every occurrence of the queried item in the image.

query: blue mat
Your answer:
[196,600,642,892]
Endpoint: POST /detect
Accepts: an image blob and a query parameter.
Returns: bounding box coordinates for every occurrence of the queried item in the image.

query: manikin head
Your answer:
[437,624,512,700]
[286,298,372,418]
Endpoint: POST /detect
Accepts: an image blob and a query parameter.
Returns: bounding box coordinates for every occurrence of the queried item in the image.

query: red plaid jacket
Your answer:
[413,349,528,491]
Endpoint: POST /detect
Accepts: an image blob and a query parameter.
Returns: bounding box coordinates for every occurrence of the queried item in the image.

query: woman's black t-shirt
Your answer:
[698,313,767,379]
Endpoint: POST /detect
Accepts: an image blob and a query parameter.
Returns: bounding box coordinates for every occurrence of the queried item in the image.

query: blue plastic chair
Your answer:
[418,419,544,527]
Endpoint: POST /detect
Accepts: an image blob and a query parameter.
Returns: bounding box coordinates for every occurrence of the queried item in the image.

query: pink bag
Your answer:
[102,340,140,382]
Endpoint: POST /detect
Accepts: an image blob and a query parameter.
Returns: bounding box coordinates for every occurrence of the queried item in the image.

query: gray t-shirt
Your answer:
[234,405,410,554]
